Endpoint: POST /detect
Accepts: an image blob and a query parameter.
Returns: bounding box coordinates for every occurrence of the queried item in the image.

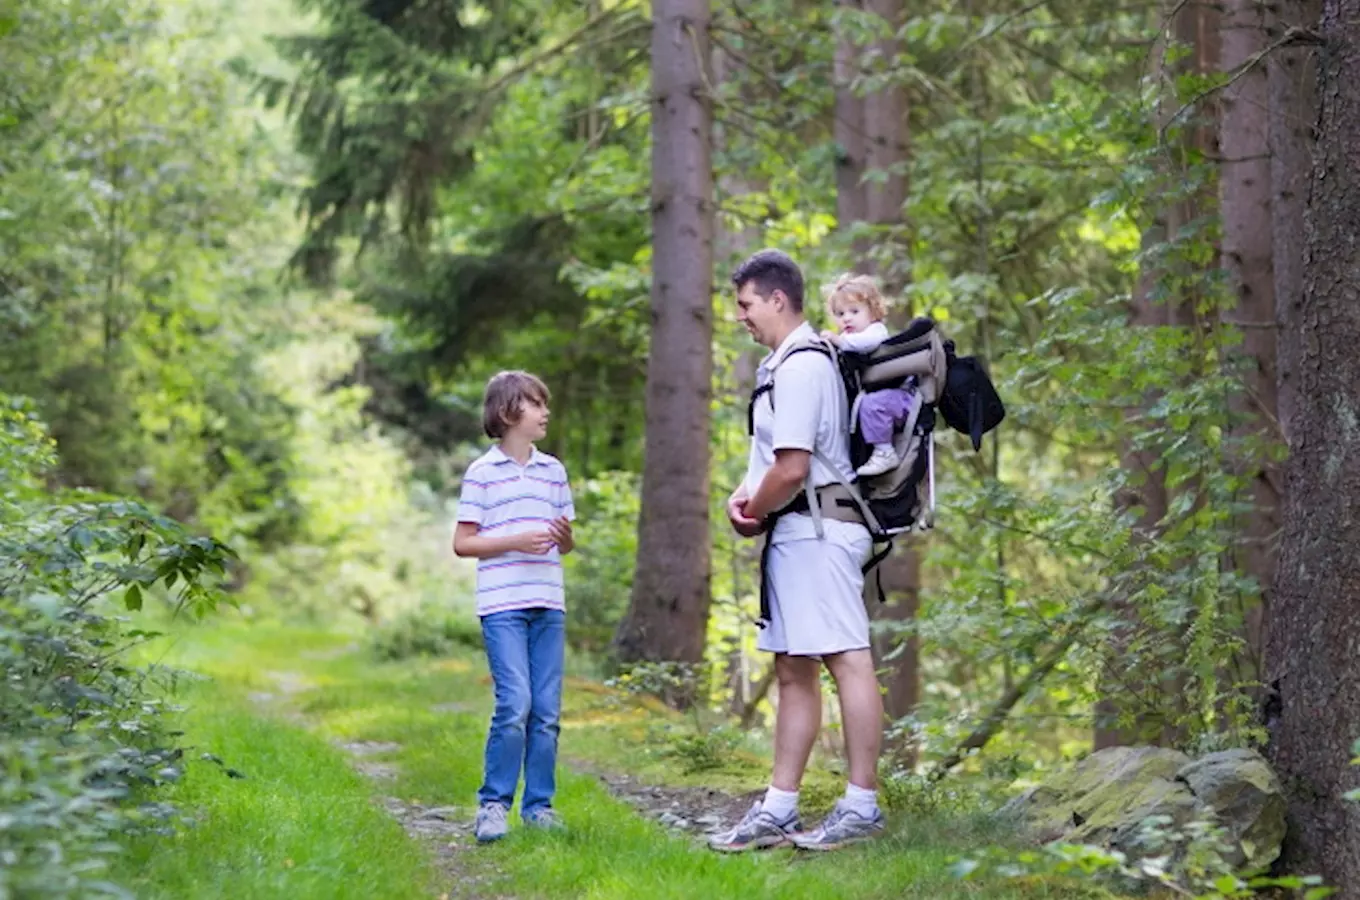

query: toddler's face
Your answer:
[832,300,875,335]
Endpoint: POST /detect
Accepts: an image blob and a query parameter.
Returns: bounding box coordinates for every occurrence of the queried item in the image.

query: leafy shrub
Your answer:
[371,601,483,661]
[955,815,1332,899]
[561,471,639,654]
[1,398,231,898]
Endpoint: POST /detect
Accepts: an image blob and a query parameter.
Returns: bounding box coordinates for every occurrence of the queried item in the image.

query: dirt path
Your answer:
[569,758,761,841]
[246,671,505,898]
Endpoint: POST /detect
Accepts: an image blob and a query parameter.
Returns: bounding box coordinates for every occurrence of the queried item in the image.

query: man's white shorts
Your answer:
[757,519,873,657]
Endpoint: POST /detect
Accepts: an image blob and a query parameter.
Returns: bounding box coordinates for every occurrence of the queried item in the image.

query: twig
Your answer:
[1158,26,1324,142]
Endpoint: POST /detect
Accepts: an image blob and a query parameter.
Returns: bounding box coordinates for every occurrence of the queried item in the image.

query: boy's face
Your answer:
[832,299,874,335]
[507,396,550,442]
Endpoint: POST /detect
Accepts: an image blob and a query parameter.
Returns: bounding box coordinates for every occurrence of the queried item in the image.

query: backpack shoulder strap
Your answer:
[746,339,835,435]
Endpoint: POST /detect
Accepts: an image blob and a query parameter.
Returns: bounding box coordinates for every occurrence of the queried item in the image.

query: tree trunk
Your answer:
[1265,0,1360,888]
[1096,0,1219,750]
[837,0,920,766]
[1269,0,1322,448]
[1218,0,1279,698]
[834,0,868,242]
[614,0,715,688]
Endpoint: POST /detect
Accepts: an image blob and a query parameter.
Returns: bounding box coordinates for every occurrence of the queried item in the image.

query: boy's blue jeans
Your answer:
[478,607,565,816]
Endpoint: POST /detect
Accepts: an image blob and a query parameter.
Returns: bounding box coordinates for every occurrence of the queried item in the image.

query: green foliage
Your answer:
[0,397,231,898]
[957,816,1333,899]
[561,470,640,653]
[370,601,483,661]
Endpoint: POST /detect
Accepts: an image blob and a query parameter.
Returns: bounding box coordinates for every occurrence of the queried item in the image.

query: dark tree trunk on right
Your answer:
[1264,0,1360,889]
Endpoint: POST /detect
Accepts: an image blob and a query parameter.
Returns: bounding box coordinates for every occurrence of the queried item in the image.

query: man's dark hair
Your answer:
[730,249,805,313]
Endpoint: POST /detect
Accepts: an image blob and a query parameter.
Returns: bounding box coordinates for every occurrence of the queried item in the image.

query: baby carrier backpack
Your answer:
[747,317,1005,625]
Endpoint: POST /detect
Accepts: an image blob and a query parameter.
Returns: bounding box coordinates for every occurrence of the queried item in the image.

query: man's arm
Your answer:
[743,448,811,522]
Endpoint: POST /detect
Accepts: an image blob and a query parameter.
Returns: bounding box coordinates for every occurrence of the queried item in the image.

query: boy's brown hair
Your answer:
[824,272,888,322]
[482,370,550,439]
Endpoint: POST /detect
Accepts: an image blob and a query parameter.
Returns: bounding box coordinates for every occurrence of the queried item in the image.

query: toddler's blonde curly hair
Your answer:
[824,272,888,322]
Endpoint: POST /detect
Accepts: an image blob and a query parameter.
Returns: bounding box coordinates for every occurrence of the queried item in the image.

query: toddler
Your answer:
[820,274,920,478]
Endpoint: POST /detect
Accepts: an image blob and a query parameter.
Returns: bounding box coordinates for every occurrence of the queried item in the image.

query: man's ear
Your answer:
[770,289,787,313]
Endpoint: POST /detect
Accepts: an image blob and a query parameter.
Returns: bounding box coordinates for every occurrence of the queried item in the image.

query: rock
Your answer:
[1002,746,1285,872]
[1177,749,1286,871]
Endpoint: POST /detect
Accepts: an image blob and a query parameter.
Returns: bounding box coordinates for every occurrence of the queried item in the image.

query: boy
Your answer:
[453,370,575,843]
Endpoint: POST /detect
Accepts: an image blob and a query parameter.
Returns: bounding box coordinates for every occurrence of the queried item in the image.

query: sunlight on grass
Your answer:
[120,619,1112,900]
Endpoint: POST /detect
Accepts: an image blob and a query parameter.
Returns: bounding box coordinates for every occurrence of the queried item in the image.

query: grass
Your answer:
[113,614,1114,900]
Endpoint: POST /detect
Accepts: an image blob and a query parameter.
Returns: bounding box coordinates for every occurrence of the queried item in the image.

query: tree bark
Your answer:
[1269,0,1322,448]
[834,0,868,244]
[614,0,715,688]
[1264,0,1360,889]
[1218,0,1279,697]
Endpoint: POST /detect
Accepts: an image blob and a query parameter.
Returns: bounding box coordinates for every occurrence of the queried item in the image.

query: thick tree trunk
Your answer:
[1265,0,1360,889]
[1269,0,1322,447]
[1218,0,1279,695]
[614,0,715,685]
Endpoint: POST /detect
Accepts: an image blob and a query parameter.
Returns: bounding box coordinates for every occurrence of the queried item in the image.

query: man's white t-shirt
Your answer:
[745,322,863,545]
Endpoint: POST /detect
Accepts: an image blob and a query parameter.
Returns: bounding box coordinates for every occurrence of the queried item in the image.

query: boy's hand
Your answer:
[548,516,574,552]
[820,329,843,346]
[512,530,556,555]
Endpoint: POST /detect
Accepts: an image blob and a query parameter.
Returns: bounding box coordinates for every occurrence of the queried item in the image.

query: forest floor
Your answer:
[111,616,1112,900]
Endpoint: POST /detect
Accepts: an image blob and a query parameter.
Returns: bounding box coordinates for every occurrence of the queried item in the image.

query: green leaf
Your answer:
[124,583,143,611]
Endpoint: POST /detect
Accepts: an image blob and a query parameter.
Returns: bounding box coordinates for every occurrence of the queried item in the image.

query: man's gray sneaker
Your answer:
[790,801,884,851]
[522,807,565,832]
[706,802,801,852]
[475,802,509,843]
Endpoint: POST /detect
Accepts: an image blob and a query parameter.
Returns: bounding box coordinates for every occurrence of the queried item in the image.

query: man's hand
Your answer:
[512,529,556,555]
[548,516,574,554]
[727,492,764,538]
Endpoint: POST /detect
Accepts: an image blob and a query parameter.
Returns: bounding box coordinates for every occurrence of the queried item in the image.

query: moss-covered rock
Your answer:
[1000,746,1285,872]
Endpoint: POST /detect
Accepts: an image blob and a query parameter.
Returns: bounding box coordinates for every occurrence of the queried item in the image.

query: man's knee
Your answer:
[825,647,876,683]
[774,653,820,689]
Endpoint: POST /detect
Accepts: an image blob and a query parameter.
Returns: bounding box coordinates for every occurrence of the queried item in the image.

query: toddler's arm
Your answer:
[837,322,891,353]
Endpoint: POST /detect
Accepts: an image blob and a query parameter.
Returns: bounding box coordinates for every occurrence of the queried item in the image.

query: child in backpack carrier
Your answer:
[820,274,922,478]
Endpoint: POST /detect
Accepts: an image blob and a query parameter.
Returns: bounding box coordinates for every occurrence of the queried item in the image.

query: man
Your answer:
[708,249,886,852]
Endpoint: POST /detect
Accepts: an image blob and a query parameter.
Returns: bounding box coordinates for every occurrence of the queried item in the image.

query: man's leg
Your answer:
[770,653,823,791]
[822,648,882,790]
[708,653,821,851]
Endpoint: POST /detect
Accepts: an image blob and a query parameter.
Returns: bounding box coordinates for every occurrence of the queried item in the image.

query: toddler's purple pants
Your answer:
[859,388,917,445]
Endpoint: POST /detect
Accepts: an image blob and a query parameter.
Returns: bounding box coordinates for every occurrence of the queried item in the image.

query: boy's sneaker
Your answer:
[475,802,509,843]
[790,800,885,851]
[706,802,801,852]
[856,445,900,478]
[522,807,565,832]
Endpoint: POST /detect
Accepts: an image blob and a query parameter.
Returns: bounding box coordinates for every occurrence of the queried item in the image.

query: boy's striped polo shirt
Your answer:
[455,445,575,617]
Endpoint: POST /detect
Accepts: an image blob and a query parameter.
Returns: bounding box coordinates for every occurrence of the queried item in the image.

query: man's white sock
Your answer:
[842,782,878,817]
[873,442,894,455]
[761,785,799,821]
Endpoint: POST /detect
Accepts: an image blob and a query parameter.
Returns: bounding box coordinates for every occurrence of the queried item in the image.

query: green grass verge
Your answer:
[116,616,1112,900]
[111,666,438,899]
